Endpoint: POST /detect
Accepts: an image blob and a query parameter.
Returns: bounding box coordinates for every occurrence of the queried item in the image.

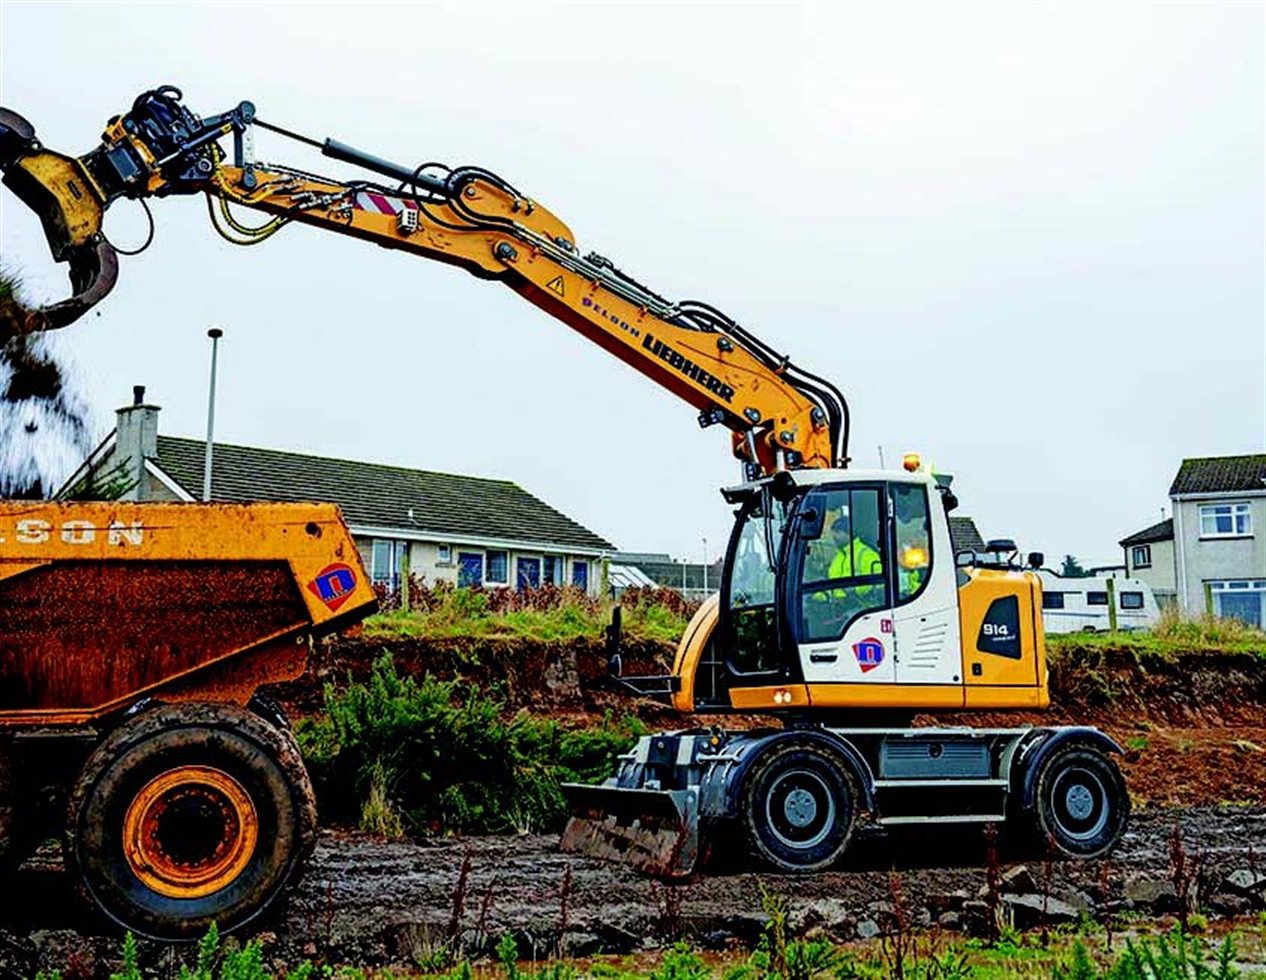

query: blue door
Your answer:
[517,557,541,590]
[458,552,483,587]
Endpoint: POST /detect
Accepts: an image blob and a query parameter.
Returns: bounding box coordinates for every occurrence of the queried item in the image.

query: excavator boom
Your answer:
[0,86,848,477]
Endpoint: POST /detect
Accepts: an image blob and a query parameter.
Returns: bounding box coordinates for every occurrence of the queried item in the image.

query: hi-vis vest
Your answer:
[829,541,883,581]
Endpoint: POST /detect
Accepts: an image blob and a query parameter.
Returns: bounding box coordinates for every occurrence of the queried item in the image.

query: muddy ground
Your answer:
[2,806,1263,978]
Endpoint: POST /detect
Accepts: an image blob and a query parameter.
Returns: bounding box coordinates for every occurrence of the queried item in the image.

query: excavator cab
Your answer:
[665,460,1048,717]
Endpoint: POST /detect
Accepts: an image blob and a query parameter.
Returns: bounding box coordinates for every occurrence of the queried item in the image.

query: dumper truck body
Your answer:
[0,501,376,938]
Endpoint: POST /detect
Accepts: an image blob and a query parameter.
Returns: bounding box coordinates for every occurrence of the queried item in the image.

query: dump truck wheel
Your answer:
[66,702,317,940]
[741,740,857,872]
[1032,746,1129,859]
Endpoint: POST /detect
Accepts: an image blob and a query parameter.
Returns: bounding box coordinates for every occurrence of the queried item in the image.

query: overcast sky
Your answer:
[1,1,1263,568]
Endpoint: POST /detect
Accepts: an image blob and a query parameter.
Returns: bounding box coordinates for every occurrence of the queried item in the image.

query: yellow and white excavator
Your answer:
[1,86,1128,882]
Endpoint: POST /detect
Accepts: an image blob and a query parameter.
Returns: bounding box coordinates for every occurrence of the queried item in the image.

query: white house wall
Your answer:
[354,533,606,597]
[1125,538,1176,594]
[1173,494,1266,613]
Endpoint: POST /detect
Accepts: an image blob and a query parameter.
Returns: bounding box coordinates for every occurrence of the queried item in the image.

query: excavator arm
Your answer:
[0,87,849,476]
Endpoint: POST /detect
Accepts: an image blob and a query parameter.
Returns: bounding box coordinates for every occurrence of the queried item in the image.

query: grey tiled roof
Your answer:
[154,436,615,552]
[1119,518,1173,547]
[1169,455,1266,496]
[949,516,984,555]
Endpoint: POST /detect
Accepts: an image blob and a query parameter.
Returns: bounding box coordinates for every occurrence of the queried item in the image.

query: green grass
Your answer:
[1047,610,1266,661]
[363,582,695,646]
[50,919,1264,980]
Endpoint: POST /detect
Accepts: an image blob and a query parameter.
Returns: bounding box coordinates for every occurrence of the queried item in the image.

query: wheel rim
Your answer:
[1049,766,1110,842]
[765,769,836,851]
[122,766,258,899]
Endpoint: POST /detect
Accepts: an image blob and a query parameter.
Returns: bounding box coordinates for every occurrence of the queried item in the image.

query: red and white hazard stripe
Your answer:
[353,192,420,215]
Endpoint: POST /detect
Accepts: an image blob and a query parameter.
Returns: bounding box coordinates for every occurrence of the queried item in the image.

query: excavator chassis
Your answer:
[561,724,1129,877]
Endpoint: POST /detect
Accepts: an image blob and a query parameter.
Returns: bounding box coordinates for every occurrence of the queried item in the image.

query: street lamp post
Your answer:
[203,327,223,502]
[702,537,708,592]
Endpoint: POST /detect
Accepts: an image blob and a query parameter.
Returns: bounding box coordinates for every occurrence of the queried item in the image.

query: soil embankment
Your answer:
[266,634,1266,808]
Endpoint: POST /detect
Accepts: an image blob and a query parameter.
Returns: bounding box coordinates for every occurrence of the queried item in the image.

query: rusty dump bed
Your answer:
[0,501,377,724]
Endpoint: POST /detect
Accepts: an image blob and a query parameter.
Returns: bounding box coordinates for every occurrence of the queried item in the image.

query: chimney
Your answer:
[115,385,160,501]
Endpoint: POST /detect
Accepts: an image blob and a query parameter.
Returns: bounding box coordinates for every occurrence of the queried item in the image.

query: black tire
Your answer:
[1032,746,1129,858]
[742,740,858,872]
[66,702,317,940]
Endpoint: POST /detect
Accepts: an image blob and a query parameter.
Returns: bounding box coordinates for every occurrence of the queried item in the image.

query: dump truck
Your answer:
[0,501,376,938]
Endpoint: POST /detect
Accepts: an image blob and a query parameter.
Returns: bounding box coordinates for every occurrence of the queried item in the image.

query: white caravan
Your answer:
[1037,572,1161,634]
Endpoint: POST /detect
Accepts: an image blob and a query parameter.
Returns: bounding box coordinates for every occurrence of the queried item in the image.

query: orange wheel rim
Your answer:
[122,766,258,899]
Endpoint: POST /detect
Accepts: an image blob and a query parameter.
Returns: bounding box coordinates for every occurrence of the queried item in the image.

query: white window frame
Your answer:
[1130,545,1152,569]
[516,554,543,591]
[370,538,403,589]
[1208,579,1266,624]
[1199,502,1252,539]
[437,544,452,565]
[486,549,510,585]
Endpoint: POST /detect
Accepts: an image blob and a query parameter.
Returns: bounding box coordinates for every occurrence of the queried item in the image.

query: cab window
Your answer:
[726,496,788,674]
[796,487,888,643]
[892,483,932,604]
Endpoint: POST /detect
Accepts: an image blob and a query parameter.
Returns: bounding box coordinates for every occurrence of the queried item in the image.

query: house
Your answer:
[611,551,724,602]
[1168,455,1266,624]
[1118,518,1177,609]
[58,388,615,595]
[948,516,985,556]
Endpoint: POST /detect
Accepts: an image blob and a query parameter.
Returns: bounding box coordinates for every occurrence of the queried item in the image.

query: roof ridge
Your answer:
[1179,453,1266,463]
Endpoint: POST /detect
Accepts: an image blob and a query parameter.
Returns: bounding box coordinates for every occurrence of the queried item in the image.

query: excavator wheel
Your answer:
[1031,746,1129,859]
[741,738,858,872]
[66,702,317,940]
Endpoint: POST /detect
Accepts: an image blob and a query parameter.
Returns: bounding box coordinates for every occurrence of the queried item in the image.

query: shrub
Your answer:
[298,654,644,836]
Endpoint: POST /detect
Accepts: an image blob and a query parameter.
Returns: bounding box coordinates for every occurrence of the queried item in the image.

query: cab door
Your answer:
[713,493,799,707]
[786,484,896,686]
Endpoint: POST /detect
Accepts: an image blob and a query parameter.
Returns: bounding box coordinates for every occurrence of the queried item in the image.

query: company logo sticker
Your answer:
[880,618,893,634]
[308,562,357,612]
[852,637,885,673]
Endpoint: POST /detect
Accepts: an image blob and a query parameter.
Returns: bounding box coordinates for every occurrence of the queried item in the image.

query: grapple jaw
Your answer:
[559,782,700,879]
[0,108,118,335]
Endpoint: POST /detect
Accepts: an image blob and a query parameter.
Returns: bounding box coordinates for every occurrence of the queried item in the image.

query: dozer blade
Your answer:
[0,108,118,336]
[559,782,700,879]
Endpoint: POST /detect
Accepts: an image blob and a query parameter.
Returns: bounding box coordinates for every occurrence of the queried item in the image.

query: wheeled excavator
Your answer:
[0,87,1129,919]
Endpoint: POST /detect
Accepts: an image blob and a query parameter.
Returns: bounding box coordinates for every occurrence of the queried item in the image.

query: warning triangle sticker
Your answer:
[545,275,565,297]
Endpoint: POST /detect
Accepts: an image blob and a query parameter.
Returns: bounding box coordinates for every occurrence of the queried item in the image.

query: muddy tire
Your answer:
[741,740,857,872]
[1032,747,1129,858]
[66,702,317,940]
